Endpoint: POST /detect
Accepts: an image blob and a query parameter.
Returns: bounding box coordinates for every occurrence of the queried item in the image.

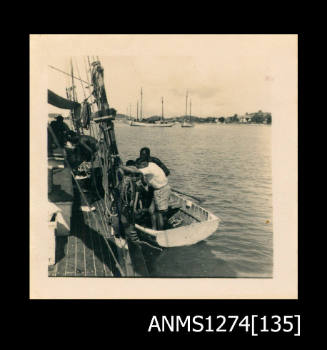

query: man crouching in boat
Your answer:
[119,158,171,230]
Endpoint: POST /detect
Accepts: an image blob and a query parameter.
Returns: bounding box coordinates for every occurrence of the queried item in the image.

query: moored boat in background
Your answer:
[130,120,175,127]
[130,92,175,127]
[181,90,194,128]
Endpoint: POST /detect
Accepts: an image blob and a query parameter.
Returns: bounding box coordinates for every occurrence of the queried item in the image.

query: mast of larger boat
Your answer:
[181,89,194,127]
[130,88,142,126]
[137,100,139,121]
[161,96,164,123]
[140,87,143,121]
[130,88,174,127]
[186,90,188,122]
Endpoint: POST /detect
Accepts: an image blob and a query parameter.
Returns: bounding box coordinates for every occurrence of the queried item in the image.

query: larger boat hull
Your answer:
[181,122,194,127]
[130,121,175,127]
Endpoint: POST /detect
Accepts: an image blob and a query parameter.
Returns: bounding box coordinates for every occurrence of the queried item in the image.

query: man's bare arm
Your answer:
[119,165,142,174]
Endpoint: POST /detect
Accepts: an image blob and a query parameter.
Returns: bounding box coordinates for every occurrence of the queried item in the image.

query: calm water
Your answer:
[115,122,273,278]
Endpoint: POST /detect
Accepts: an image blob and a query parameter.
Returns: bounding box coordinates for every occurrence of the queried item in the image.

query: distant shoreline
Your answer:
[48,110,272,125]
[116,110,272,125]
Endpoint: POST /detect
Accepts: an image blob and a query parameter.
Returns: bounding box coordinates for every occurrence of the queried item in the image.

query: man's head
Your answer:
[140,147,150,159]
[56,115,64,122]
[136,157,148,169]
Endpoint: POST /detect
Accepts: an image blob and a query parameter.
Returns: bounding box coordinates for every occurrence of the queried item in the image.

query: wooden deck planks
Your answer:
[89,225,106,276]
[83,205,104,276]
[92,200,116,276]
[65,235,77,276]
[82,222,97,276]
[48,263,56,277]
[55,236,68,276]
[75,233,86,276]
[48,188,135,277]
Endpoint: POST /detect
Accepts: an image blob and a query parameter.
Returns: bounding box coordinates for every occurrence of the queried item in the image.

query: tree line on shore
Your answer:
[116,110,272,124]
[49,110,272,125]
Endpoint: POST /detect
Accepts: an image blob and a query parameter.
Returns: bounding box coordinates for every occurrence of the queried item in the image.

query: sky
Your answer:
[46,35,297,118]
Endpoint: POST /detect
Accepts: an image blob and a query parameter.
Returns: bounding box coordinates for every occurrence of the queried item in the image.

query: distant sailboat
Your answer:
[181,90,194,127]
[128,103,133,125]
[130,90,175,127]
[130,88,142,126]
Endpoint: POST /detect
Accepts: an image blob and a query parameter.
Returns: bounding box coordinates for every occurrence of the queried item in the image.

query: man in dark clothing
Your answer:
[66,131,98,168]
[139,147,170,176]
[49,115,71,148]
[66,131,101,203]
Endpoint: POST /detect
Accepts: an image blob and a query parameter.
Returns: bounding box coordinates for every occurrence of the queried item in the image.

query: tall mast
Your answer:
[71,58,76,101]
[70,58,79,134]
[161,97,164,121]
[87,56,92,74]
[84,57,90,86]
[189,99,192,122]
[74,58,86,100]
[137,100,139,121]
[130,103,132,119]
[83,57,94,114]
[140,88,143,120]
[185,90,188,118]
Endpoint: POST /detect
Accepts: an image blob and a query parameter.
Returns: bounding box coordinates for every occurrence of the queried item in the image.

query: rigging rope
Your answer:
[74,58,87,100]
[49,57,153,276]
[48,125,125,276]
[80,59,127,244]
[49,65,89,85]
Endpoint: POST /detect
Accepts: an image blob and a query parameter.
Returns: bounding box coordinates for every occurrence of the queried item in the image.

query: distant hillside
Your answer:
[115,111,272,124]
[144,115,219,123]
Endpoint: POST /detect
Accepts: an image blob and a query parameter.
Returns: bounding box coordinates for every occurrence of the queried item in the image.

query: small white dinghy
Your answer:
[135,191,220,248]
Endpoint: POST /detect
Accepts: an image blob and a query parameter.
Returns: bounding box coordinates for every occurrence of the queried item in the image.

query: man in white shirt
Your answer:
[120,158,171,230]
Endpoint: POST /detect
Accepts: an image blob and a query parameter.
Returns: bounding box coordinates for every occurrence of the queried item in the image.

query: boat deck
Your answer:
[48,187,135,277]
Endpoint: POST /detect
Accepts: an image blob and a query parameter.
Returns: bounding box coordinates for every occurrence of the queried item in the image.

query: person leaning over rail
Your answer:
[119,158,171,230]
[137,147,170,220]
[66,131,98,168]
[64,131,100,211]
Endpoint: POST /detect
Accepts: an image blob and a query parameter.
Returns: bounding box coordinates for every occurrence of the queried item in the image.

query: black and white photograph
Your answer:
[30,34,298,299]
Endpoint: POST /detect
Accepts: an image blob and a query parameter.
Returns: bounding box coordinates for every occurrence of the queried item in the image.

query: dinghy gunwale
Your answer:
[134,192,220,247]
